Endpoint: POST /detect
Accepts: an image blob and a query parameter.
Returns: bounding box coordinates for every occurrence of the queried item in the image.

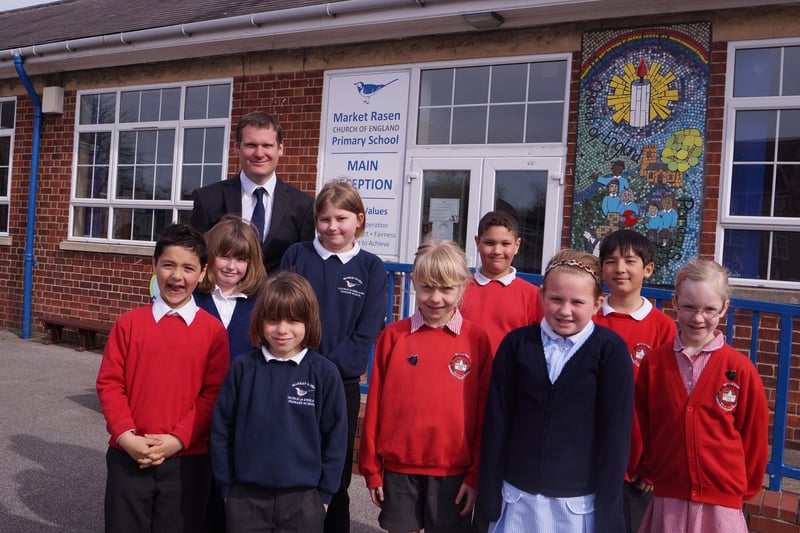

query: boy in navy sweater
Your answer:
[210,272,348,532]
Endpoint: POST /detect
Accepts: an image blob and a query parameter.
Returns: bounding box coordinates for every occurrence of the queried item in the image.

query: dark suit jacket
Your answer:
[190,175,315,273]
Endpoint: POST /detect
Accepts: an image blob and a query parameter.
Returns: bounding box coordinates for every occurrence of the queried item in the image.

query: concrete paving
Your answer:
[0,328,380,532]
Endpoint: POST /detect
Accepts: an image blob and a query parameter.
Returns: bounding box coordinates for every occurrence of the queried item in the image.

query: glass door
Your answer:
[403,157,563,274]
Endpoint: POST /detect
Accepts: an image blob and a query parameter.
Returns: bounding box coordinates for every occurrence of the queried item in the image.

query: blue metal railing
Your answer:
[364,263,800,492]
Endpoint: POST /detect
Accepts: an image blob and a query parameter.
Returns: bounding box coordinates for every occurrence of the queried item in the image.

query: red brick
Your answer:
[764,491,782,518]
[746,490,766,514]
[781,492,800,522]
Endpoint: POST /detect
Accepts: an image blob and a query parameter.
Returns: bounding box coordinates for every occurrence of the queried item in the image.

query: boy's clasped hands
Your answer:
[117,431,184,468]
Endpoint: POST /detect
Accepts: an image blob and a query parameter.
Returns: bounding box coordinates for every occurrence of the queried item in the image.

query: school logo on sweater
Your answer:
[339,276,365,298]
[289,382,316,407]
[631,342,650,366]
[716,383,739,411]
[449,353,471,379]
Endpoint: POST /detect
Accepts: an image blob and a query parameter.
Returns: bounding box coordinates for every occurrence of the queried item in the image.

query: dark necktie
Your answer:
[252,187,266,242]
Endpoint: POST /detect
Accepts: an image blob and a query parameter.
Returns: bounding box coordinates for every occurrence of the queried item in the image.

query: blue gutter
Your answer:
[13,55,42,339]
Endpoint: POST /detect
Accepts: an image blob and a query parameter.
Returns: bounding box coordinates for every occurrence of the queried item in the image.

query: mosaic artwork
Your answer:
[570,22,711,285]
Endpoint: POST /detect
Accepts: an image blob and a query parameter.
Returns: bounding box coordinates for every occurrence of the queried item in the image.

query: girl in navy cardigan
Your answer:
[195,214,267,361]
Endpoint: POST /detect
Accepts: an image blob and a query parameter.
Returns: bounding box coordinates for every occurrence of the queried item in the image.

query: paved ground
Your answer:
[0,328,380,532]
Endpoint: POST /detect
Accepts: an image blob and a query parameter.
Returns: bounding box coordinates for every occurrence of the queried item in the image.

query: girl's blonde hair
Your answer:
[412,239,471,288]
[314,180,366,238]
[199,214,267,296]
[249,271,322,349]
[674,258,730,301]
[542,249,603,298]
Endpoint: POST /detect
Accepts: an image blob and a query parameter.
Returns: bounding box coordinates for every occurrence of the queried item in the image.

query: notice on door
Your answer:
[320,70,411,259]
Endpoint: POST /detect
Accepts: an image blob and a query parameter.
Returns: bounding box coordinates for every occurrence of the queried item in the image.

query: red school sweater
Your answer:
[594,303,676,481]
[96,305,230,455]
[359,315,492,489]
[635,341,768,508]
[460,276,543,356]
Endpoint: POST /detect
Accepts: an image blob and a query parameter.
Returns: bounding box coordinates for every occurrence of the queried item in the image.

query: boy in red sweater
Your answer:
[636,258,767,532]
[460,210,543,355]
[359,240,492,533]
[96,224,230,532]
[594,229,676,533]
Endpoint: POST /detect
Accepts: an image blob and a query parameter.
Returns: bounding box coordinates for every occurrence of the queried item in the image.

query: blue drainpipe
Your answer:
[14,55,42,339]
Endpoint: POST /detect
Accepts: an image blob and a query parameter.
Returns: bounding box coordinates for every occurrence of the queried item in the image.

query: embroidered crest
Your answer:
[716,383,739,411]
[449,353,471,379]
[631,342,651,366]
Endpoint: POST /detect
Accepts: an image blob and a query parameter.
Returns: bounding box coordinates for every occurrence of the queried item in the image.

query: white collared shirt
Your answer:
[262,346,308,365]
[474,266,517,287]
[240,171,276,239]
[540,318,595,383]
[211,285,247,328]
[312,236,361,264]
[152,295,199,326]
[600,296,653,320]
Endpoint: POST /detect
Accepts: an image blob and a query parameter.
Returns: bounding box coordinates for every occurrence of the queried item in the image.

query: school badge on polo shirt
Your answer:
[631,343,650,366]
[717,383,739,411]
[449,353,471,379]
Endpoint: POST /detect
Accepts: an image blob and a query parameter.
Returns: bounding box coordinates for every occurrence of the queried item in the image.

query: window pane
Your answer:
[526,102,564,143]
[495,170,548,273]
[734,47,781,97]
[118,131,136,165]
[488,104,524,143]
[0,136,9,167]
[783,47,800,96]
[0,101,15,129]
[76,132,111,199]
[181,165,202,200]
[208,85,231,119]
[419,69,453,106]
[136,131,157,164]
[733,110,776,162]
[80,93,116,125]
[120,91,140,123]
[530,61,567,101]
[729,164,772,216]
[157,129,175,164]
[772,231,800,281]
[417,108,451,144]
[72,206,108,238]
[161,88,181,121]
[205,127,225,163]
[134,166,155,200]
[176,209,192,225]
[420,169,470,248]
[490,63,527,103]
[183,129,205,164]
[454,66,489,105]
[0,204,7,233]
[117,166,134,199]
[723,229,769,279]
[185,86,209,120]
[75,166,109,200]
[140,90,161,122]
[155,166,172,201]
[775,164,800,217]
[0,167,7,198]
[778,109,800,162]
[452,106,486,144]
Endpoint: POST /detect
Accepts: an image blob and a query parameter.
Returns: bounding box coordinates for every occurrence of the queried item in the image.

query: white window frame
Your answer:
[719,38,800,288]
[0,97,14,238]
[69,79,232,245]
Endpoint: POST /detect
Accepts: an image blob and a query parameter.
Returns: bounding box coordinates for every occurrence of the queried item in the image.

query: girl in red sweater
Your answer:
[635,259,768,533]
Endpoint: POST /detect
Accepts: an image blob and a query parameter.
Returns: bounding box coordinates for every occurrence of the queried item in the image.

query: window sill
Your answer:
[0,235,10,246]
[59,240,154,256]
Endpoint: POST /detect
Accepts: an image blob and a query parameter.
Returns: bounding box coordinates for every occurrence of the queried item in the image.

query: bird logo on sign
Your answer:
[354,79,399,103]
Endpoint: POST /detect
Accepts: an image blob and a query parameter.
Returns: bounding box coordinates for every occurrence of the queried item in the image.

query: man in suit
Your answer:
[190,111,315,273]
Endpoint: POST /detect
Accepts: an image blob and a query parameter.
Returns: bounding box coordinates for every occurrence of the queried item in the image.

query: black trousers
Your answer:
[324,381,361,533]
[226,483,325,533]
[104,446,211,533]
